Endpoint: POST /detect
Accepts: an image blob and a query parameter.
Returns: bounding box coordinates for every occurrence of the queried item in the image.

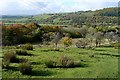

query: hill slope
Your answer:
[2,7,118,26]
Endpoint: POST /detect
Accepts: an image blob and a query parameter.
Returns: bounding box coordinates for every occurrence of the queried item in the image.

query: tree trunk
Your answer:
[55,43,58,49]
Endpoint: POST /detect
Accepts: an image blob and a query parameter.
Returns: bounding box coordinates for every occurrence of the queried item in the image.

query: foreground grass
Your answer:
[2,46,118,78]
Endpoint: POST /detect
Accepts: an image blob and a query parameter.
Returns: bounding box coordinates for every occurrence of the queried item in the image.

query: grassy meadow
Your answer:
[1,7,119,79]
[2,45,118,78]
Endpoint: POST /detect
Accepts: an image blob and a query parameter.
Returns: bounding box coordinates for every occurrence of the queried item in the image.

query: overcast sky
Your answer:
[0,0,119,15]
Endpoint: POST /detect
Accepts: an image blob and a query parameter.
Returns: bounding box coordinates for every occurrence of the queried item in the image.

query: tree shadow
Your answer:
[30,70,54,76]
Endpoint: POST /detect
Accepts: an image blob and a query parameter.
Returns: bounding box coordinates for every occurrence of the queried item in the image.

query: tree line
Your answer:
[2,22,119,48]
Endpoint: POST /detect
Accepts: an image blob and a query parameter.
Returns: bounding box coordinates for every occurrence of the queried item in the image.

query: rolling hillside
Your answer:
[2,7,118,26]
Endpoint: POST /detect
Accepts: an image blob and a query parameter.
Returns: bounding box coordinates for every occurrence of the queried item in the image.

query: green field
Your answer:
[2,46,118,78]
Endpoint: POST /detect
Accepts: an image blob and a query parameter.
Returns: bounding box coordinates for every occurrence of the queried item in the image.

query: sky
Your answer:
[0,0,119,15]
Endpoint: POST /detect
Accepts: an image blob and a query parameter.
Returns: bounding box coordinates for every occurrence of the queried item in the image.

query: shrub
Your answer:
[60,55,74,68]
[75,39,87,48]
[3,52,18,63]
[61,37,72,49]
[2,60,10,69]
[16,50,29,55]
[22,43,33,50]
[19,62,32,75]
[66,59,74,68]
[19,58,28,63]
[60,55,68,67]
[75,39,95,49]
[45,60,56,68]
[111,42,120,48]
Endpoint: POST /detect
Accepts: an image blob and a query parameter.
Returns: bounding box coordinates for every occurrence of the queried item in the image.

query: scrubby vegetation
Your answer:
[61,37,72,49]
[111,42,120,49]
[60,55,74,68]
[15,50,30,56]
[2,60,10,69]
[1,7,119,78]
[45,60,56,68]
[2,46,118,78]
[2,7,118,26]
[19,62,32,75]
[3,52,18,63]
[21,43,33,50]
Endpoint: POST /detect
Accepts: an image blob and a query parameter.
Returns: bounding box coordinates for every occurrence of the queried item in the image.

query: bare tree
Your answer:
[53,31,63,49]
[94,32,104,47]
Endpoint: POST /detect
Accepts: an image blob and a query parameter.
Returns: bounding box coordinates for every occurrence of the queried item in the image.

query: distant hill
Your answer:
[95,7,118,17]
[1,7,118,27]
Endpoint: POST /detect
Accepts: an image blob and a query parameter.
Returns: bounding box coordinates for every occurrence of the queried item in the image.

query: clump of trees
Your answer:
[75,25,119,49]
[42,32,55,45]
[2,21,119,48]
[2,24,26,45]
[2,22,43,45]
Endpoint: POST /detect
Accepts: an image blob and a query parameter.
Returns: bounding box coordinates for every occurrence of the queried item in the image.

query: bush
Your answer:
[16,50,29,55]
[19,58,28,63]
[75,39,95,49]
[22,43,33,50]
[75,39,87,48]
[45,60,56,68]
[111,42,120,48]
[66,59,74,68]
[19,62,32,75]
[61,37,72,49]
[60,55,74,68]
[3,52,18,63]
[2,60,10,69]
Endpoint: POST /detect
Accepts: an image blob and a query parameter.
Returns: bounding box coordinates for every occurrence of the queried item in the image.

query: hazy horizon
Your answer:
[0,0,119,15]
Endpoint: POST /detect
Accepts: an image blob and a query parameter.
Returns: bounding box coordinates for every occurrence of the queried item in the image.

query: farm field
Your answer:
[2,46,118,78]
